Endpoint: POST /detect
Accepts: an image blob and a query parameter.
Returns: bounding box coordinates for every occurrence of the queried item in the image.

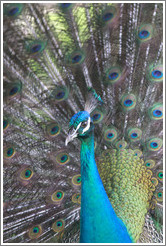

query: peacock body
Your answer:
[3,2,163,243]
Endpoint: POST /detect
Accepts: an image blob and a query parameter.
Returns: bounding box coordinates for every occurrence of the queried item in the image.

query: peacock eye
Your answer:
[81,122,87,128]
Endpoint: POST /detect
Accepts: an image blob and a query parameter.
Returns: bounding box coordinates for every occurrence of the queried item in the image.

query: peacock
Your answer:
[3,2,163,244]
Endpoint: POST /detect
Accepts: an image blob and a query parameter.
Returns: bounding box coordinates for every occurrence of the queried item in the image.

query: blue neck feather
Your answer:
[79,130,133,243]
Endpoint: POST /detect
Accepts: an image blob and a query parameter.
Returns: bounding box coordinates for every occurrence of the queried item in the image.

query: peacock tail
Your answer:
[3,2,163,243]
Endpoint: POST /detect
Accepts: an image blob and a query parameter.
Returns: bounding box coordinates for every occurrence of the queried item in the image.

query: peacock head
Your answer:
[65,88,103,146]
[65,111,93,145]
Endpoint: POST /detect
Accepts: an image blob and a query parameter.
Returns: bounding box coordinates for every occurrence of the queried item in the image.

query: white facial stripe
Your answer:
[75,122,81,134]
[65,122,81,146]
[82,117,91,134]
[69,122,81,138]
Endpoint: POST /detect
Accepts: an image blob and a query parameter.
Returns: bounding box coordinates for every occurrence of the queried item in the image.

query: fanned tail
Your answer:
[3,2,163,243]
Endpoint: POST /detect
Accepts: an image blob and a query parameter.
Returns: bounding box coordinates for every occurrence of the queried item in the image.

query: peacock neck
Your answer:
[80,131,96,175]
[79,129,133,243]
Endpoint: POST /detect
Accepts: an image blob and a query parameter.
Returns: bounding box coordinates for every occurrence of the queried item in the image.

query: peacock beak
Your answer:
[65,122,82,146]
[65,128,78,146]
[65,133,77,146]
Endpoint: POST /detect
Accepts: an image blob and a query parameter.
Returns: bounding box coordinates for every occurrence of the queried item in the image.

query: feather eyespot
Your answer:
[51,126,59,135]
[104,128,118,142]
[67,50,85,65]
[92,113,100,120]
[157,192,162,198]
[4,3,24,17]
[51,86,69,102]
[6,81,22,98]
[151,67,163,82]
[156,170,163,182]
[72,175,81,186]
[139,30,150,39]
[109,72,119,80]
[51,190,64,202]
[91,109,104,124]
[120,94,136,111]
[151,177,158,186]
[31,44,42,53]
[4,147,15,159]
[52,150,71,166]
[103,12,113,21]
[25,40,47,55]
[155,191,163,202]
[72,193,81,204]
[28,225,42,239]
[104,66,125,85]
[46,122,61,137]
[144,159,155,169]
[124,99,133,106]
[9,86,20,97]
[133,149,142,157]
[9,7,19,16]
[20,168,33,181]
[147,64,163,83]
[137,24,153,43]
[152,70,163,79]
[153,109,162,117]
[60,154,69,164]
[101,6,117,25]
[115,140,127,150]
[147,138,162,151]
[72,55,82,64]
[151,142,158,148]
[9,86,18,96]
[3,119,9,131]
[60,3,72,9]
[52,219,65,233]
[127,128,142,142]
[148,103,163,120]
[55,91,65,100]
